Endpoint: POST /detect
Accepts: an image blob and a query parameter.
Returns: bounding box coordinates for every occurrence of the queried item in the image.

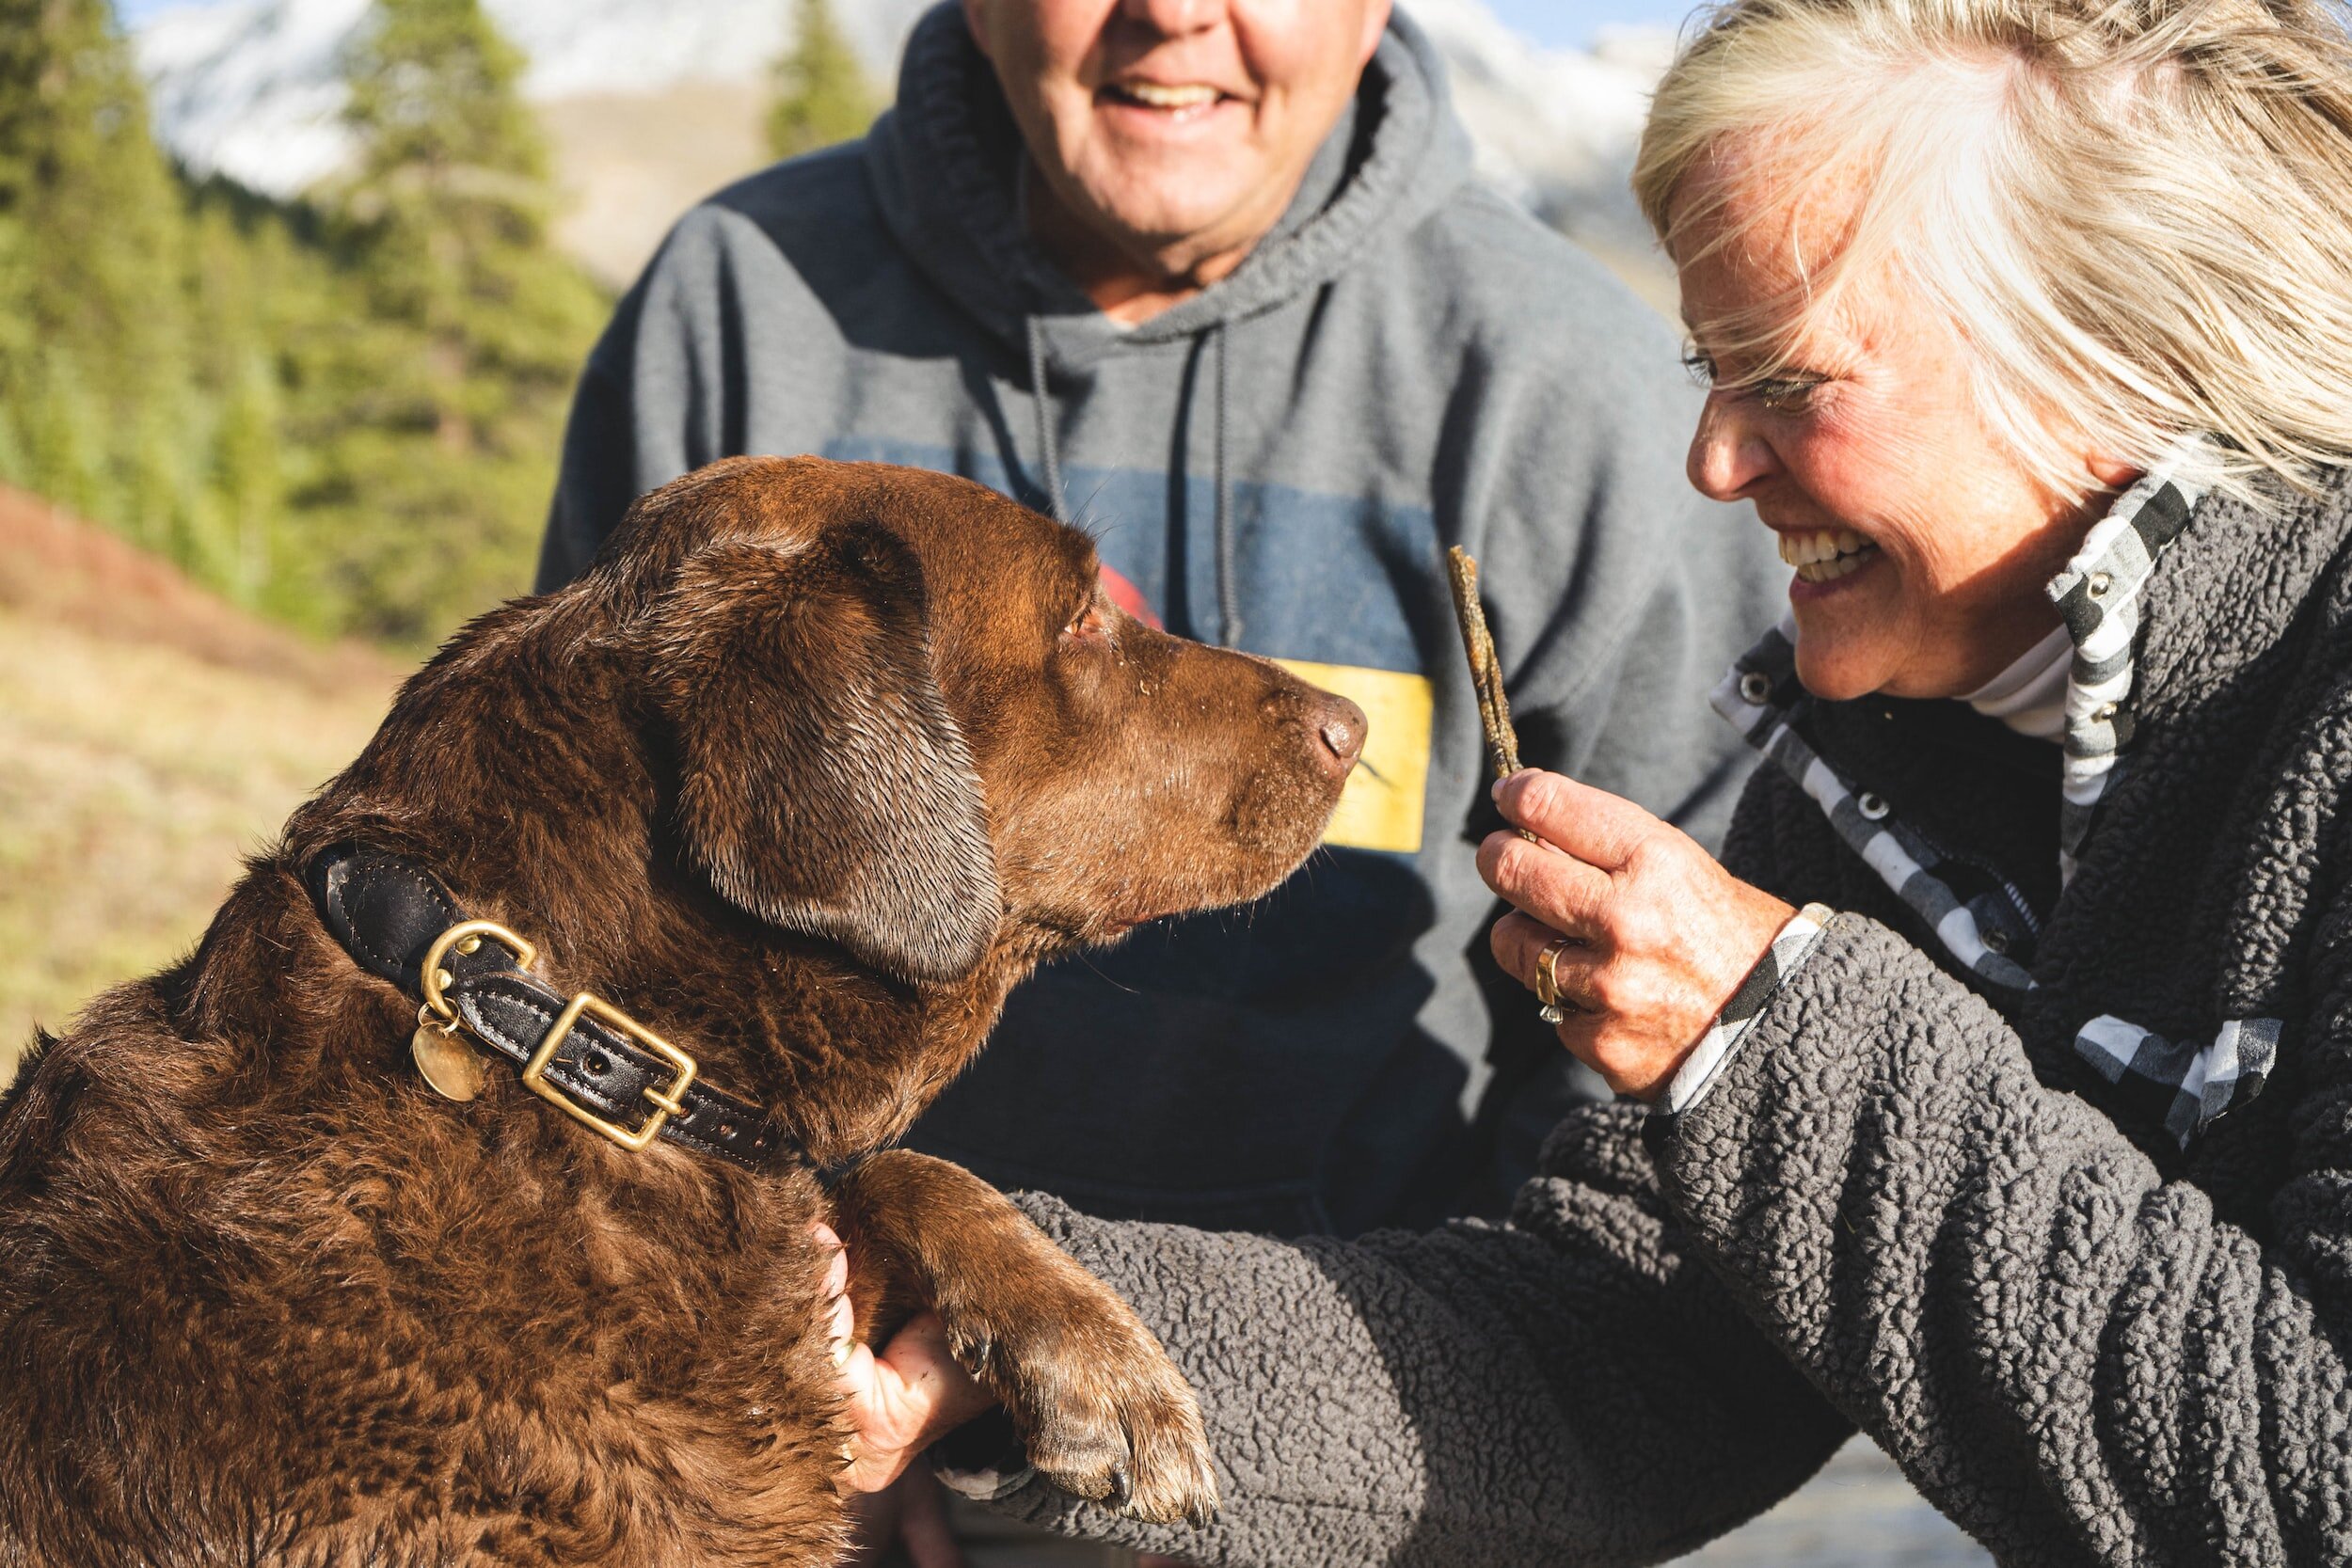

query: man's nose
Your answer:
[1120,0,1220,36]
[1686,393,1780,501]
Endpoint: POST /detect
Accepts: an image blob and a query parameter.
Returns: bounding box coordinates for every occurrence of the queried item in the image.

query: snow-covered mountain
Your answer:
[137,0,938,198]
[135,0,1674,290]
[1415,8,1675,259]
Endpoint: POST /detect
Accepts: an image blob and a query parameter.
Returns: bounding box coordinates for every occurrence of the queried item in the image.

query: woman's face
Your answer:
[1671,146,2131,702]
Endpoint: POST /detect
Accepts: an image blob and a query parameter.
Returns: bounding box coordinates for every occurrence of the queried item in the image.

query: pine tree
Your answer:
[766,0,880,161]
[319,0,606,645]
[183,192,276,608]
[0,0,607,649]
[0,0,196,554]
[201,349,280,605]
[21,348,107,522]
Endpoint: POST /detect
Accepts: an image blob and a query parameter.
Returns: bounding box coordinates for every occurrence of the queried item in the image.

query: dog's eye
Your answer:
[1063,601,1110,646]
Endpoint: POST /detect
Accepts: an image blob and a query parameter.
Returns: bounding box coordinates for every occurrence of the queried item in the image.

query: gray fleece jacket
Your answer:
[993,467,2352,1566]
[538,5,1779,1236]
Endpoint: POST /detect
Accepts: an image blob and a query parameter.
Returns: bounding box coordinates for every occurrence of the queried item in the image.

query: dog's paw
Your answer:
[837,1149,1221,1527]
[1024,1337,1219,1527]
[963,1307,1220,1527]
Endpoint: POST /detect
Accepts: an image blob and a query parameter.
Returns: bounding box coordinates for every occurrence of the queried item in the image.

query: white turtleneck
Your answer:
[1962,623,2073,742]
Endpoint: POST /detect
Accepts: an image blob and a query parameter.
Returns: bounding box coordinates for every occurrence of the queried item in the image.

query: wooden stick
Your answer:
[1447,546,1542,844]
[1447,545,1522,781]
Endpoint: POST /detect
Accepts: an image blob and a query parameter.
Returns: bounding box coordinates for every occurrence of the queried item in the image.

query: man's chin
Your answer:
[1077,174,1258,254]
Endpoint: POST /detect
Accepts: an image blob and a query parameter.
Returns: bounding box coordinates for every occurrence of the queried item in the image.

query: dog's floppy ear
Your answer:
[647,525,1001,986]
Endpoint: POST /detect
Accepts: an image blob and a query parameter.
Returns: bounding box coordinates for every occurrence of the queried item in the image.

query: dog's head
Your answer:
[587,456,1361,989]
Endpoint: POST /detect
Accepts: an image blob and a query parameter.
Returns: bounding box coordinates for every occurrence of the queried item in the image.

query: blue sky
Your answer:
[114,1,1700,50]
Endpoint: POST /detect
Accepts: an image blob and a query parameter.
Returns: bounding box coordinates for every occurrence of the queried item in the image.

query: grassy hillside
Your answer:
[0,486,398,1080]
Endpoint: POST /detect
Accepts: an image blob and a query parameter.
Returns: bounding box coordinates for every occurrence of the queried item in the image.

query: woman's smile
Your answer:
[1774,526,1881,587]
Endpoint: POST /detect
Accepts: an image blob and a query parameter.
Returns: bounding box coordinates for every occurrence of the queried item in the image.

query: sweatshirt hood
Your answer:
[864,2,1476,372]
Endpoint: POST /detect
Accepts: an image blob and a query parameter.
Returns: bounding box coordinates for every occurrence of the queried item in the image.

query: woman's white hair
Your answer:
[1634,0,2352,505]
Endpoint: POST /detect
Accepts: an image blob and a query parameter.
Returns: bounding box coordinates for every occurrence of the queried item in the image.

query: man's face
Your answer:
[963,0,1391,275]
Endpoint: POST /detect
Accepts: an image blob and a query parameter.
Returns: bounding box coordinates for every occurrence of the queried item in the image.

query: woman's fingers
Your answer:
[819,1218,999,1497]
[835,1312,945,1492]
[1494,768,1661,871]
[1478,769,1801,1101]
[838,1312,998,1495]
[1490,911,1598,1006]
[813,1222,854,1366]
[1479,825,1614,938]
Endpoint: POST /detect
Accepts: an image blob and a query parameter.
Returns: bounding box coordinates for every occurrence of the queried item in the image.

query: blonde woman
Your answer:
[834,2,2352,1561]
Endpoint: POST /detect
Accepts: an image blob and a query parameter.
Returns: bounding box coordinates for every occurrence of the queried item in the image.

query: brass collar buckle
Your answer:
[418,918,702,1153]
[524,993,699,1152]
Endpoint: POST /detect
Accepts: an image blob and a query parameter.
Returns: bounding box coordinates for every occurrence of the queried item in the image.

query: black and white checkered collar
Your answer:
[1710,617,2042,993]
[2043,444,2214,881]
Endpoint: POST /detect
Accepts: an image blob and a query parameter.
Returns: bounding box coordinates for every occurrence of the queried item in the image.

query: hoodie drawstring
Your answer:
[1023,312,1241,648]
[1025,313,1070,525]
[1212,321,1241,649]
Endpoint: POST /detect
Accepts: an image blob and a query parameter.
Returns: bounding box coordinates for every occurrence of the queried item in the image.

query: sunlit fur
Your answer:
[0,457,1359,1562]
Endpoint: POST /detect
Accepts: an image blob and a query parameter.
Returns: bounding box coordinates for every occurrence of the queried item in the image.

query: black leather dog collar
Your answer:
[306,845,800,1172]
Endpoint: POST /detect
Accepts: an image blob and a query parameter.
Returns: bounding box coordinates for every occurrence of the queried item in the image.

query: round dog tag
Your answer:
[411,1021,486,1101]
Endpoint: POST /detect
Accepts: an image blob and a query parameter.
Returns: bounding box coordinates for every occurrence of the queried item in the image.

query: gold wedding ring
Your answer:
[1535,935,1574,1024]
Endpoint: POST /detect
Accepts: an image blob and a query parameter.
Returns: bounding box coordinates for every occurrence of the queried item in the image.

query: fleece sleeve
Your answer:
[992,1103,1850,1568]
[1657,912,2352,1565]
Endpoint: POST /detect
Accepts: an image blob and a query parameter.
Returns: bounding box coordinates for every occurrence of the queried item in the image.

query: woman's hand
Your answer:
[1479,769,1795,1101]
[816,1225,997,1495]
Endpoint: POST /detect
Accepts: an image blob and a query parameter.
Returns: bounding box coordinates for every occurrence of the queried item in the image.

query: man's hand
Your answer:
[818,1225,998,1495]
[1479,769,1795,1100]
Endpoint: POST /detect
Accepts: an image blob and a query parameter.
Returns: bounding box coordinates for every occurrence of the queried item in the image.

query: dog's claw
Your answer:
[994,1333,1219,1525]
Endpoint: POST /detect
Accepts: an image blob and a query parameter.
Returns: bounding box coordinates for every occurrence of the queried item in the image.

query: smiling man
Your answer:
[965,0,1387,323]
[540,2,1773,1553]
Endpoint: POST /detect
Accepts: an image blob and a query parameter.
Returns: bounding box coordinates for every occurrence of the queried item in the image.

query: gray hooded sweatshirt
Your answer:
[539,5,1780,1237]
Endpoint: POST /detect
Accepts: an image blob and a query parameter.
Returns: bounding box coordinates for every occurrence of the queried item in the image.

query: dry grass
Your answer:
[0,489,398,1082]
[540,82,770,290]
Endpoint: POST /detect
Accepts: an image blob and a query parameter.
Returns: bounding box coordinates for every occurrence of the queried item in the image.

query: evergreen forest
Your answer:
[0,0,879,652]
[768,0,881,162]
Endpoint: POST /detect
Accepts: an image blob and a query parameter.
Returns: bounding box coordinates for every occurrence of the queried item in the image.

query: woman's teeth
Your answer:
[1776,528,1878,582]
[1112,82,1221,109]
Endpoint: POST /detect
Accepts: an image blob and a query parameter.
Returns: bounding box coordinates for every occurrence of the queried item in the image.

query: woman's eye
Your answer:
[1752,377,1826,412]
[1684,343,1827,412]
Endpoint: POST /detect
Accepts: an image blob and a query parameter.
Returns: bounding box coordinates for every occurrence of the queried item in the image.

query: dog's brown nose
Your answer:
[1315,696,1368,774]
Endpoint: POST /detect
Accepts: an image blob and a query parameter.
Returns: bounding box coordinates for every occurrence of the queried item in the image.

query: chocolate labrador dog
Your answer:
[0,457,1364,1566]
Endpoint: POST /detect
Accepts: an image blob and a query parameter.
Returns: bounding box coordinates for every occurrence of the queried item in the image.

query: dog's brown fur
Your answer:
[0,458,1360,1567]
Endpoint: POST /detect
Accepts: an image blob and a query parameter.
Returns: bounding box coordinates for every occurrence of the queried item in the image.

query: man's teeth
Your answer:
[1117,82,1221,109]
[1776,528,1877,582]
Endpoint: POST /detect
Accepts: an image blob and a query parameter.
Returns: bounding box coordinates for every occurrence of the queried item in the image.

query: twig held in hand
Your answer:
[1446,546,1539,842]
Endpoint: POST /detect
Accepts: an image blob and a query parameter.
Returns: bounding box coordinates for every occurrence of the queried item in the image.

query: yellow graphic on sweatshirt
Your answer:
[1273,659,1433,855]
